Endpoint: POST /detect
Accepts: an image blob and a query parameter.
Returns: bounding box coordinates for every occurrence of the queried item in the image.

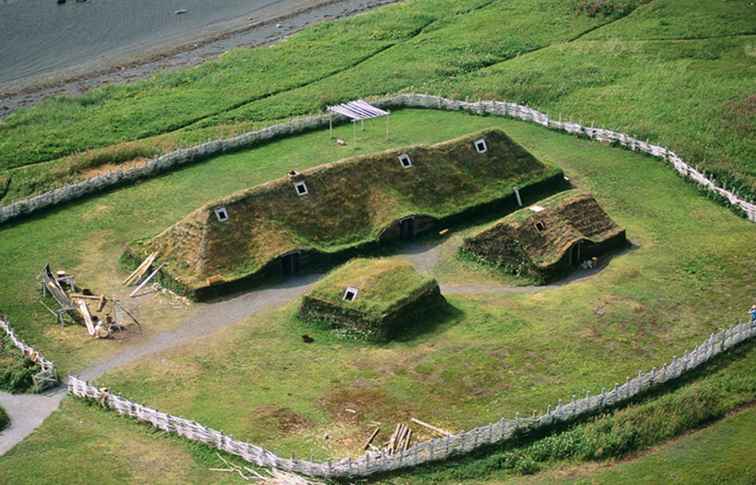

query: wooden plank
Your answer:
[129,264,165,298]
[362,427,380,451]
[68,293,104,301]
[75,300,96,336]
[123,253,157,286]
[410,417,452,437]
[96,295,107,313]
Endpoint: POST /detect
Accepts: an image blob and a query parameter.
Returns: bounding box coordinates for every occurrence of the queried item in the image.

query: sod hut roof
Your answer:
[463,190,626,278]
[299,258,442,340]
[132,129,560,291]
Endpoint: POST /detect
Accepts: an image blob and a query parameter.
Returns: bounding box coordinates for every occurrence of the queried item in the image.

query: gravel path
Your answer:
[0,390,65,455]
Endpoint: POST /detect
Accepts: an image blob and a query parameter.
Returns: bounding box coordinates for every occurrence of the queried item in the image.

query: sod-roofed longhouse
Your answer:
[128,129,563,297]
[299,258,443,341]
[462,190,627,283]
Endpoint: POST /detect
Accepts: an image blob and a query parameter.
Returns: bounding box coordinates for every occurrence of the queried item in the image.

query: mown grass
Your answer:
[378,339,756,484]
[0,398,241,485]
[0,108,752,483]
[76,111,751,463]
[562,406,756,484]
[5,0,753,202]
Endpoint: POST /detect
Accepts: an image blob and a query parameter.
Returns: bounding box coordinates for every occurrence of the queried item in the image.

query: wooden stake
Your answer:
[97,295,107,313]
[362,427,380,451]
[68,293,104,301]
[129,264,165,298]
[411,417,452,437]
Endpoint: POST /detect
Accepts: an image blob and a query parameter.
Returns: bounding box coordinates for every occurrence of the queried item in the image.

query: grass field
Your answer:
[513,404,756,484]
[0,2,754,480]
[0,106,752,482]
[566,406,756,484]
[2,106,752,469]
[0,109,563,376]
[0,0,753,203]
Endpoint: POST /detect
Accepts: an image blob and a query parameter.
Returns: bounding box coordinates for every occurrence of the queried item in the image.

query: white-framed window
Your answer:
[214,207,229,222]
[294,181,309,196]
[474,138,488,154]
[534,221,546,232]
[398,153,413,168]
[343,287,359,302]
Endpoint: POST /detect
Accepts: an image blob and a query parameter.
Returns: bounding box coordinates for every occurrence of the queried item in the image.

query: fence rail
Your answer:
[1,94,753,225]
[69,319,756,478]
[0,316,58,391]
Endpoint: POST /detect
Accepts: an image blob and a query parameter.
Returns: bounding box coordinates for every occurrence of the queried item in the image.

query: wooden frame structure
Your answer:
[327,100,391,143]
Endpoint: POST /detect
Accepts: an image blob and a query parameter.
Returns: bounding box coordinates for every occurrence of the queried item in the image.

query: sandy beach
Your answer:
[0,0,395,115]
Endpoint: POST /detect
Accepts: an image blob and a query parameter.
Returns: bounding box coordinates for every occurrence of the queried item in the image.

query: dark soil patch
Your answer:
[320,384,417,426]
[253,405,312,434]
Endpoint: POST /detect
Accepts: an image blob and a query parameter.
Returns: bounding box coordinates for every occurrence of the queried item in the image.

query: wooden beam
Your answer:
[123,253,157,286]
[362,427,380,451]
[410,417,452,437]
[129,264,165,298]
[75,300,96,336]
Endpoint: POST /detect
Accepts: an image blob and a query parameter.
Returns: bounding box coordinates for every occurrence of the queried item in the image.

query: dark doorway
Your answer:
[400,218,415,241]
[282,252,300,276]
[569,242,582,267]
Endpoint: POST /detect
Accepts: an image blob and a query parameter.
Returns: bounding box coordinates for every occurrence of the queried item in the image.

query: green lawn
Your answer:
[1,0,753,203]
[0,108,753,483]
[569,406,756,484]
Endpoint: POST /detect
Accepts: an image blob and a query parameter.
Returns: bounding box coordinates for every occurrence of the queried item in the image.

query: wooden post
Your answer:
[514,187,523,207]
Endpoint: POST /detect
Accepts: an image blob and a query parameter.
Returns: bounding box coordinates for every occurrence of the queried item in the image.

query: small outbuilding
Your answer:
[462,190,627,282]
[299,258,443,341]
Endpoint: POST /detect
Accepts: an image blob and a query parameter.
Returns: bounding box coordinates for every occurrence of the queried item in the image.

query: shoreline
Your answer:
[0,0,397,118]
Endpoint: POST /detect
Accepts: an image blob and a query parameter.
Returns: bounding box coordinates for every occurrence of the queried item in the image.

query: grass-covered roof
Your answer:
[133,128,559,289]
[304,258,438,320]
[466,190,625,270]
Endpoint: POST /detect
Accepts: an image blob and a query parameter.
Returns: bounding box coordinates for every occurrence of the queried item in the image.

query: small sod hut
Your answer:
[299,258,443,341]
[462,190,627,282]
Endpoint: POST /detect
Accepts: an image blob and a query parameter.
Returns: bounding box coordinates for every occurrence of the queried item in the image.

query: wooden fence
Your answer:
[68,319,756,478]
[1,94,753,225]
[0,316,58,392]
